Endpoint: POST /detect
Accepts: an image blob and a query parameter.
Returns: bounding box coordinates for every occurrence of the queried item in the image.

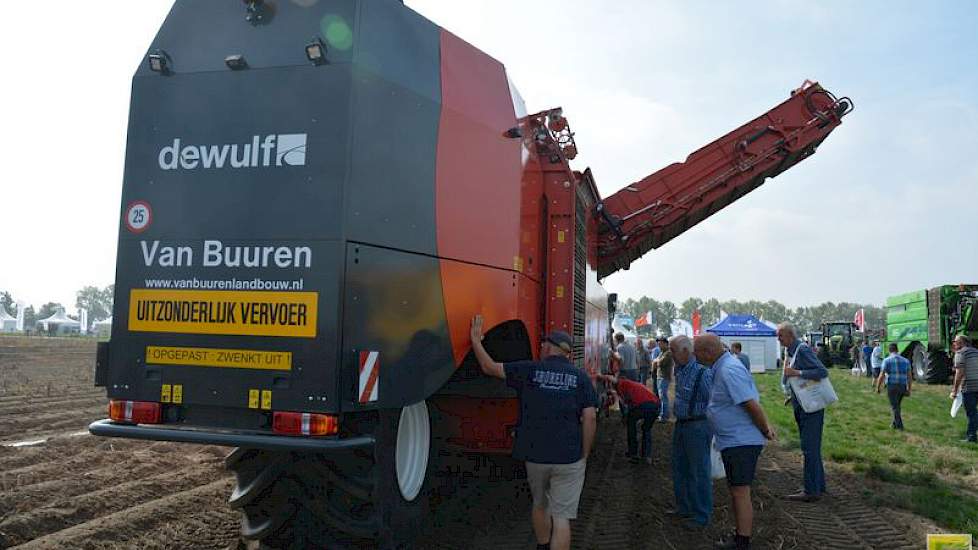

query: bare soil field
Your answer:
[0,337,950,548]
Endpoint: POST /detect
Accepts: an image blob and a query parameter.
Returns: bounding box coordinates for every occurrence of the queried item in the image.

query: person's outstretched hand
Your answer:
[470,314,484,343]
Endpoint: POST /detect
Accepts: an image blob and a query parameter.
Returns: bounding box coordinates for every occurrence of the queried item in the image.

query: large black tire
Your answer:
[227,401,437,549]
[817,347,833,368]
[924,349,951,385]
[909,343,950,385]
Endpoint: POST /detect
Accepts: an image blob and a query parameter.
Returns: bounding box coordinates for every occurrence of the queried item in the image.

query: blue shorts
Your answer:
[720,445,763,487]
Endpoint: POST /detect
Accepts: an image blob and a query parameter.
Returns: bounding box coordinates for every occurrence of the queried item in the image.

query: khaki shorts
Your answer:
[525,458,587,519]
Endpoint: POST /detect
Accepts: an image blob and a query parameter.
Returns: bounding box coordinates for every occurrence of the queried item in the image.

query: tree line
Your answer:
[619,295,885,336]
[0,285,114,329]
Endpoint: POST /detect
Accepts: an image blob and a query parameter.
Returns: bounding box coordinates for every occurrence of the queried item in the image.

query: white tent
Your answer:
[706,314,780,373]
[0,305,16,332]
[670,319,694,338]
[93,316,113,337]
[36,307,81,335]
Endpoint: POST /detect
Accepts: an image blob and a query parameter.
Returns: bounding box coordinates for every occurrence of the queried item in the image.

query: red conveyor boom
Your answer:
[593,81,852,279]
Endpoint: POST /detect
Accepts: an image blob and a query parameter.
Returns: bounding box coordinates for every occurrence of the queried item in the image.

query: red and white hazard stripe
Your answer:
[359,351,380,404]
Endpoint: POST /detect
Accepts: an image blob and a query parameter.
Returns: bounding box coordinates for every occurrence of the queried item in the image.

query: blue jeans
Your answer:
[626,402,660,457]
[671,419,712,525]
[657,379,671,419]
[794,405,826,495]
[963,391,978,441]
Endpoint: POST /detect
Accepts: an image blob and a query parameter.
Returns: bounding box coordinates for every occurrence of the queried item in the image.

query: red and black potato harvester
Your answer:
[90,0,851,546]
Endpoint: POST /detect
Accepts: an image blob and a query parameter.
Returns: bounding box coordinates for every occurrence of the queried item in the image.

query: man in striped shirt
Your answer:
[951,335,978,443]
[875,343,911,430]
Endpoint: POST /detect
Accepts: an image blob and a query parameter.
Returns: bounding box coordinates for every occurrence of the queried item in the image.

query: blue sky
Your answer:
[1,1,975,311]
[411,0,978,307]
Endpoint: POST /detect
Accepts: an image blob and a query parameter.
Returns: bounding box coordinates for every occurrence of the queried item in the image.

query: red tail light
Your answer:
[272,411,339,436]
[109,400,161,424]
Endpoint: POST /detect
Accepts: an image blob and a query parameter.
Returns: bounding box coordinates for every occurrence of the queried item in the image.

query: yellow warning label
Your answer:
[557,230,565,243]
[146,346,292,371]
[172,384,183,404]
[248,389,260,409]
[926,534,972,550]
[129,289,317,338]
[556,285,565,298]
[261,390,272,410]
[161,384,172,403]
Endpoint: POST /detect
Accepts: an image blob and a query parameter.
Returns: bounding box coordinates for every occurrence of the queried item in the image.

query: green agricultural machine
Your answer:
[884,285,978,384]
[817,321,858,368]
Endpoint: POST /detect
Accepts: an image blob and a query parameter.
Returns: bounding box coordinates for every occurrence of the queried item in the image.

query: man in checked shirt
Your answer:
[875,343,912,430]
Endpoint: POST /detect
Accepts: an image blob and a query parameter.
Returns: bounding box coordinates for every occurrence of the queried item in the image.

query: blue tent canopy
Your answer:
[705,314,776,337]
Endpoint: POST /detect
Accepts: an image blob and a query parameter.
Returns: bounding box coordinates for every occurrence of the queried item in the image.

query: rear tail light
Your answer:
[109,400,161,424]
[273,411,339,436]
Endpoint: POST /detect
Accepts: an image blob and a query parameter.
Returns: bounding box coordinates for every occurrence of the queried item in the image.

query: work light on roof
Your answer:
[225,54,248,70]
[147,50,170,74]
[305,38,327,65]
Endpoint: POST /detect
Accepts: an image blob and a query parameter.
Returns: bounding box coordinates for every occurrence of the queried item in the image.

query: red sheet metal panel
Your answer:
[595,82,851,278]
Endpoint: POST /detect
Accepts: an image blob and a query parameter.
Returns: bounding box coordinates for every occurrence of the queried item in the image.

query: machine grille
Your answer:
[573,189,587,369]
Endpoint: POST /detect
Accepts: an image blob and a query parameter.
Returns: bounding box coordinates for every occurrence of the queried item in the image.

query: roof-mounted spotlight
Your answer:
[147,49,171,75]
[305,37,327,65]
[224,54,248,70]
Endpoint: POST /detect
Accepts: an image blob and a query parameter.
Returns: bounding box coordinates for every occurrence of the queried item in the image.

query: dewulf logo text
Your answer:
[157,134,307,170]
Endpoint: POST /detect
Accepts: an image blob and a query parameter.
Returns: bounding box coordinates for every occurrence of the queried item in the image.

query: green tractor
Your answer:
[884,285,978,384]
[817,322,858,368]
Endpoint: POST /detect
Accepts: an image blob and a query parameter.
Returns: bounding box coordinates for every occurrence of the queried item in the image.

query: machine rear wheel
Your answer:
[226,400,436,549]
[909,343,950,385]
[923,349,950,385]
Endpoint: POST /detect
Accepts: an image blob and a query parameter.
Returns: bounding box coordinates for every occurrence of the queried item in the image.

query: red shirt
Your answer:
[615,378,660,407]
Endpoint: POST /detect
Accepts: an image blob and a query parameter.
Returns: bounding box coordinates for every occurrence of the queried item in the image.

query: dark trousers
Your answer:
[626,401,660,458]
[671,419,712,525]
[639,367,651,386]
[793,405,826,495]
[887,384,907,429]
[964,391,978,442]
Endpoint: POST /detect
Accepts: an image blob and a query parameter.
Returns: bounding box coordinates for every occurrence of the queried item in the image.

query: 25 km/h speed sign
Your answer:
[124,201,152,234]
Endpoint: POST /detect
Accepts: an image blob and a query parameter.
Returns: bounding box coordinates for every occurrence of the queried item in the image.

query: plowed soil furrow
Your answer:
[0,466,231,546]
[0,406,106,438]
[0,396,105,417]
[0,446,221,512]
[117,507,239,550]
[0,389,102,406]
[0,436,144,472]
[9,478,234,550]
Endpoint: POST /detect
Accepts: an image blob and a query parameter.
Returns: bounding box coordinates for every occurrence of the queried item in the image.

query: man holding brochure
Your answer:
[777,322,830,502]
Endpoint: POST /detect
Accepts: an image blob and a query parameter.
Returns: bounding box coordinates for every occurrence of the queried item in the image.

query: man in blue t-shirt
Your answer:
[696,334,776,550]
[470,315,597,550]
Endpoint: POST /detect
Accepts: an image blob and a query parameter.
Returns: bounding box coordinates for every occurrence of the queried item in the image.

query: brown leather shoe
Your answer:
[784,491,820,502]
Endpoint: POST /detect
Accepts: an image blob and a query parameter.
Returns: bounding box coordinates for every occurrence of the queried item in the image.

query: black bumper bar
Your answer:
[89,419,374,452]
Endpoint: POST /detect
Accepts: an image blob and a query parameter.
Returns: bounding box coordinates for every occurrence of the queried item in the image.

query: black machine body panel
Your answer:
[105,0,453,428]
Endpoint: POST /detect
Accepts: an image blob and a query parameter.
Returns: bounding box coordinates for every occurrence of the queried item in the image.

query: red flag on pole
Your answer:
[853,308,865,331]
[635,311,653,327]
[692,310,702,335]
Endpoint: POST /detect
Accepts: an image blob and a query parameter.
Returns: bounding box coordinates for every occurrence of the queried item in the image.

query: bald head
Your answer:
[693,333,724,366]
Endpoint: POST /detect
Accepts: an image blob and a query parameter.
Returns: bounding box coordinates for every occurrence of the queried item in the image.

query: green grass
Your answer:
[755,370,978,535]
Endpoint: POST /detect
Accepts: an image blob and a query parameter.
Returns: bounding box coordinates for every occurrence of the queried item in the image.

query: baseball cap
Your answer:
[544,330,573,353]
